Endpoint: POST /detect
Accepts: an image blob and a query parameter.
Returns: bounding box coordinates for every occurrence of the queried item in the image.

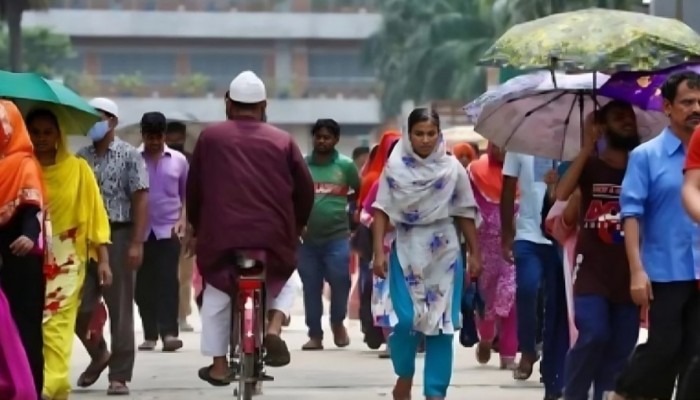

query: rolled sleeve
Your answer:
[620,148,649,219]
[502,152,521,178]
[127,148,149,194]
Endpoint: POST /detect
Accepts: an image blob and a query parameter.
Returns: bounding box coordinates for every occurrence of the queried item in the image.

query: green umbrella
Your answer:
[480,8,700,73]
[0,70,101,135]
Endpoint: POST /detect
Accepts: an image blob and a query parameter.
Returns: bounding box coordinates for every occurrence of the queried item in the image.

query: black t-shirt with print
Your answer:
[573,157,632,304]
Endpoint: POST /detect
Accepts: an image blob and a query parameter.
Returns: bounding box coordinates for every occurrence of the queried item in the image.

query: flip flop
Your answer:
[198,366,231,387]
[513,355,540,381]
[301,339,324,351]
[76,352,110,388]
[476,342,492,365]
[263,334,290,367]
[138,341,157,351]
[106,382,130,396]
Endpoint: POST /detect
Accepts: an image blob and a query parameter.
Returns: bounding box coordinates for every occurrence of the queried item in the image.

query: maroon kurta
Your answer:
[186,118,314,297]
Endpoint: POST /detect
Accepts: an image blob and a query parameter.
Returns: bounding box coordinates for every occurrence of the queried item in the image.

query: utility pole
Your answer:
[676,0,684,20]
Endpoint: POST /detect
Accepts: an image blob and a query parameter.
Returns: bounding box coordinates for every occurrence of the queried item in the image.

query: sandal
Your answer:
[106,381,129,396]
[301,338,324,351]
[138,340,157,351]
[76,351,110,388]
[513,354,540,381]
[332,325,350,348]
[476,342,492,365]
[198,365,231,387]
[263,334,291,367]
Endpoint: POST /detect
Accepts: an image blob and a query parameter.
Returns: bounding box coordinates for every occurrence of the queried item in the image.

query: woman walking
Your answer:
[26,108,112,400]
[468,144,519,370]
[0,100,47,399]
[372,108,482,400]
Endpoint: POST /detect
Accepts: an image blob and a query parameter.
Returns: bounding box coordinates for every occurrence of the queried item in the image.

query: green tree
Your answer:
[365,0,640,117]
[0,0,50,72]
[0,26,74,77]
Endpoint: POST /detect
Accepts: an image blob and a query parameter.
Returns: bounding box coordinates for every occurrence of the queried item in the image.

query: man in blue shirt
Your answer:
[613,71,700,400]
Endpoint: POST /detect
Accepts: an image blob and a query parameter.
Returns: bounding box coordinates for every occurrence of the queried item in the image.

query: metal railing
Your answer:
[64,73,378,98]
[49,0,379,12]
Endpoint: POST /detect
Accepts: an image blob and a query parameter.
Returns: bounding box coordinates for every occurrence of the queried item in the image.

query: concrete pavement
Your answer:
[69,301,550,399]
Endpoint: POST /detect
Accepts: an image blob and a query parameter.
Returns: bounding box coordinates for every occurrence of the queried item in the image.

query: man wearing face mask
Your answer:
[187,71,314,385]
[74,97,149,396]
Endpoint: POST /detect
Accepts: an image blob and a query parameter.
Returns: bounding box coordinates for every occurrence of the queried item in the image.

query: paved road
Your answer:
[69,303,550,399]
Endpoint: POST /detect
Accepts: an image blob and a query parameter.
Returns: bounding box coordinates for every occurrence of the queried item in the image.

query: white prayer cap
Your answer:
[228,71,266,104]
[89,97,119,118]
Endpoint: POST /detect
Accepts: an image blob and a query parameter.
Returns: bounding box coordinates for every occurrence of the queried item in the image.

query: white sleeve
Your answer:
[502,152,521,178]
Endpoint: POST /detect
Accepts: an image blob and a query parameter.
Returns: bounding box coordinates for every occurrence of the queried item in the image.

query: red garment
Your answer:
[684,125,700,171]
[357,131,400,210]
[186,118,315,297]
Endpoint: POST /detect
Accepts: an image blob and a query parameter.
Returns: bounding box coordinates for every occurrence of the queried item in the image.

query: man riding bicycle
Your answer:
[186,70,315,386]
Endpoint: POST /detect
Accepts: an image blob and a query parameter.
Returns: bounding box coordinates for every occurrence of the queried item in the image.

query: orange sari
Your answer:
[0,100,45,226]
[357,131,401,209]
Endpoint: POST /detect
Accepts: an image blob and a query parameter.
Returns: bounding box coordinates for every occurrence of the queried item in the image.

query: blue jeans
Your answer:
[564,295,639,400]
[514,240,569,396]
[297,238,351,338]
[388,245,463,398]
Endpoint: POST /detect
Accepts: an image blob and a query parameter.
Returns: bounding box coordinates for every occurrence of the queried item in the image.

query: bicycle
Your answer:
[228,251,273,400]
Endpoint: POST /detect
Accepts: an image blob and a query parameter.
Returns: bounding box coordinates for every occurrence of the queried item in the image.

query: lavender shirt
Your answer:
[140,145,189,240]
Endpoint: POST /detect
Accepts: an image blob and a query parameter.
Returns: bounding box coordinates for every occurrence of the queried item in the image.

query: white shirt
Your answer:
[502,152,551,245]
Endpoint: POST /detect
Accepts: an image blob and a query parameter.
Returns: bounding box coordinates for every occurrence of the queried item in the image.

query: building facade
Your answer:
[25,0,384,153]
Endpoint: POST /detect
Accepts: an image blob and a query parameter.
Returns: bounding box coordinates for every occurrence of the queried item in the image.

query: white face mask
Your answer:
[88,120,111,142]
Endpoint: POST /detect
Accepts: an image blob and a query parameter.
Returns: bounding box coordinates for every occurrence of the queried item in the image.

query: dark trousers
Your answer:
[0,252,45,398]
[135,232,181,340]
[75,223,136,382]
[563,295,639,400]
[615,281,700,400]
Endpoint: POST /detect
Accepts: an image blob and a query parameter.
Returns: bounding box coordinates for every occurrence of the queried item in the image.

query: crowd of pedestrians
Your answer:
[3,67,700,400]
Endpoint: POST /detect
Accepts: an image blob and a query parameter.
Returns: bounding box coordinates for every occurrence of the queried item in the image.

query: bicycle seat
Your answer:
[234,250,267,270]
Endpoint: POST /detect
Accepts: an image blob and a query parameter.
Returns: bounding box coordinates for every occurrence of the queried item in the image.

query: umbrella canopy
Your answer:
[599,63,700,111]
[479,8,700,73]
[467,72,668,160]
[0,71,101,135]
[442,126,488,150]
[116,111,209,152]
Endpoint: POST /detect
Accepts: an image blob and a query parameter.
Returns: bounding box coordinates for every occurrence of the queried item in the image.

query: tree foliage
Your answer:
[0,0,51,71]
[364,0,641,117]
[0,26,74,77]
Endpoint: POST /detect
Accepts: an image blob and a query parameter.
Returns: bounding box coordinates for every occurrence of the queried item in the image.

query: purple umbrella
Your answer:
[599,63,700,111]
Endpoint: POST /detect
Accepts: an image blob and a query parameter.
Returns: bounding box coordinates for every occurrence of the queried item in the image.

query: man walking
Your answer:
[135,112,188,352]
[501,152,569,399]
[612,71,700,400]
[164,121,196,332]
[299,119,360,351]
[75,97,149,396]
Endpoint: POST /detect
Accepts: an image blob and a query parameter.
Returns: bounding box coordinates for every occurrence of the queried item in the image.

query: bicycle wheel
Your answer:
[237,353,256,400]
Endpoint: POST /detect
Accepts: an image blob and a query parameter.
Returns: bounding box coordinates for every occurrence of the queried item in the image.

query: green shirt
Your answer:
[304,150,360,243]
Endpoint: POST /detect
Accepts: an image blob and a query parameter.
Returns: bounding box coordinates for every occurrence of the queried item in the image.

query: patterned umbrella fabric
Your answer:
[599,63,700,111]
[466,72,668,160]
[480,8,700,73]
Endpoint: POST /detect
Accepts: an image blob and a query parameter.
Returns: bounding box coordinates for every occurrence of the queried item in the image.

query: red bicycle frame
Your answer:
[237,277,264,354]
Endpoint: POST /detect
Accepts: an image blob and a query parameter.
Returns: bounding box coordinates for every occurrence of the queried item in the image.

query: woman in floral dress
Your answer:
[26,109,111,400]
[468,144,519,369]
[372,107,482,400]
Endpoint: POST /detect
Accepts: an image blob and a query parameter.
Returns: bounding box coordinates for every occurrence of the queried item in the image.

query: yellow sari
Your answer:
[42,131,110,400]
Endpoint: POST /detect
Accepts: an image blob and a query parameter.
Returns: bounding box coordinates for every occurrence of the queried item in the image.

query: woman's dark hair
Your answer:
[661,71,700,102]
[388,139,399,157]
[311,118,340,137]
[407,107,440,132]
[25,108,59,129]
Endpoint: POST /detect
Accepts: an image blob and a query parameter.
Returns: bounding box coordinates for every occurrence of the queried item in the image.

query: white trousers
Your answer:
[200,271,300,357]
